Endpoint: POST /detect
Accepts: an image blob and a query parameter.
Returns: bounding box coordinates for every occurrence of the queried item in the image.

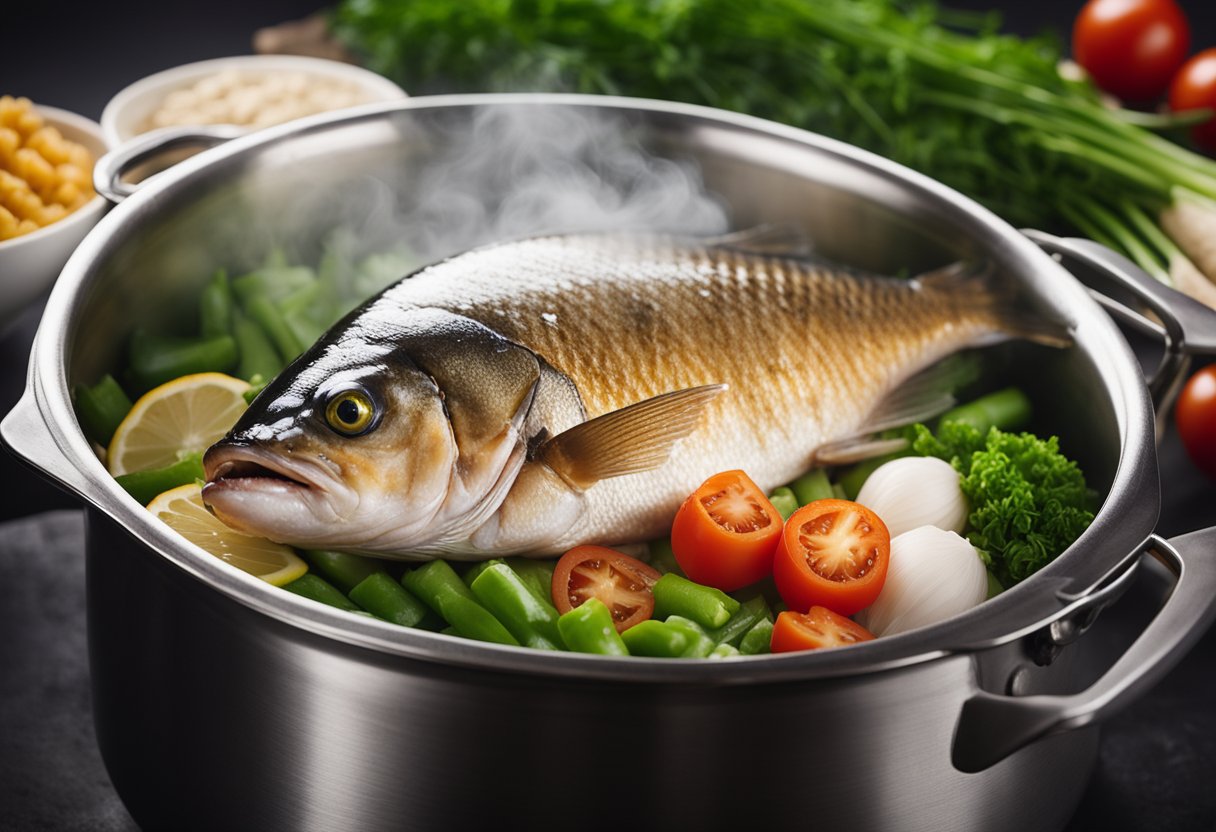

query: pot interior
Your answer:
[53,97,1153,663]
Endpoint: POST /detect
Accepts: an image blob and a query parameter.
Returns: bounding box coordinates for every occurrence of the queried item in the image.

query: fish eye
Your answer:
[324,388,377,436]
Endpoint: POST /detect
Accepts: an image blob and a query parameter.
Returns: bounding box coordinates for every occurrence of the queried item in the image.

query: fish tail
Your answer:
[913,261,1074,348]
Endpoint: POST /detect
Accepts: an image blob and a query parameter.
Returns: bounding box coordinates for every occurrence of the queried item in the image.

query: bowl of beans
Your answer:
[100,54,408,148]
[0,96,107,328]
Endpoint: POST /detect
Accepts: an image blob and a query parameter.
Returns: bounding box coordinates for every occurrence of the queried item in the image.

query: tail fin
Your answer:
[913,261,1074,349]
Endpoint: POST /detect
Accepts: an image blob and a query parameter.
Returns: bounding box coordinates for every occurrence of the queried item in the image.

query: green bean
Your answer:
[233,311,284,382]
[462,558,505,589]
[738,618,774,655]
[557,598,629,656]
[503,557,557,604]
[246,297,304,363]
[199,269,234,338]
[284,309,328,353]
[115,452,204,505]
[837,449,913,500]
[663,615,716,658]
[790,468,834,505]
[470,564,563,650]
[709,643,740,659]
[621,620,689,658]
[652,573,740,629]
[937,387,1032,434]
[349,572,429,627]
[301,549,385,593]
[646,538,683,576]
[768,486,799,520]
[283,574,360,611]
[128,331,239,392]
[242,374,270,405]
[74,374,132,446]
[707,595,770,646]
[232,265,316,306]
[831,483,847,499]
[401,561,519,645]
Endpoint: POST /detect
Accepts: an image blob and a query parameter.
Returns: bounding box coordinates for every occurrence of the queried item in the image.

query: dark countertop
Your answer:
[2,2,1215,830]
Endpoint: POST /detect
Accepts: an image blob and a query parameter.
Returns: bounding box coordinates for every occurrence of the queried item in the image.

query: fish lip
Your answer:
[203,445,317,490]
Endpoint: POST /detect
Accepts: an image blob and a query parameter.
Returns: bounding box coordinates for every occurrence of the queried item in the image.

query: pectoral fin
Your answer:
[535,384,727,491]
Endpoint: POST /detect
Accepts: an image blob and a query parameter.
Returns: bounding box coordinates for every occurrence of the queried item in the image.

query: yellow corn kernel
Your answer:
[51,180,82,207]
[27,126,71,165]
[37,203,67,225]
[16,218,39,236]
[54,162,89,189]
[14,147,56,190]
[0,127,18,164]
[0,204,17,239]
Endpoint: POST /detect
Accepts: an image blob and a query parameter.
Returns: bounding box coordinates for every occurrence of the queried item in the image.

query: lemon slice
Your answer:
[107,372,250,476]
[148,483,308,586]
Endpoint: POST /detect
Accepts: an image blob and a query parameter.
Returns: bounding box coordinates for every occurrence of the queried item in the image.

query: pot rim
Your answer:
[31,93,1158,683]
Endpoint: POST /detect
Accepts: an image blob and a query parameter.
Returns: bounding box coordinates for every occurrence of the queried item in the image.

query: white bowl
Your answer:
[100,55,408,147]
[0,106,109,329]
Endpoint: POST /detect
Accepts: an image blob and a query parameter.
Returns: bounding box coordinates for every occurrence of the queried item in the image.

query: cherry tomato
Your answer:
[770,607,876,653]
[551,545,662,633]
[773,499,890,616]
[1073,0,1190,102]
[1176,364,1216,480]
[670,470,783,591]
[1170,49,1216,152]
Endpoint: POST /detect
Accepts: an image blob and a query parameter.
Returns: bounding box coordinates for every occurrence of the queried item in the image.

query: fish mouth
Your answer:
[204,447,318,492]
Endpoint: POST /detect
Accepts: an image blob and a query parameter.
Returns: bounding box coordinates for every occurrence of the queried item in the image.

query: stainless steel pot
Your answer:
[4,95,1216,832]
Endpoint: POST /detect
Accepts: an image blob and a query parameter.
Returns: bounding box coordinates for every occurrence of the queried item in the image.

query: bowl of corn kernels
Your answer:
[0,96,108,327]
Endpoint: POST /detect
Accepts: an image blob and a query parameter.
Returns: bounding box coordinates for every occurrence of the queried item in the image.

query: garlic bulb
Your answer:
[856,526,987,637]
[855,457,967,538]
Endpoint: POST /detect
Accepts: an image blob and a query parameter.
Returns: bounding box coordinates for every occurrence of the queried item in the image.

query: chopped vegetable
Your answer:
[557,598,629,656]
[470,563,564,650]
[73,374,132,446]
[855,526,987,637]
[651,573,740,630]
[127,331,239,393]
[670,470,782,591]
[283,574,360,611]
[773,499,890,616]
[910,421,1094,585]
[789,468,834,506]
[707,595,771,647]
[300,549,385,593]
[115,451,204,506]
[621,620,690,658]
[1072,0,1190,102]
[770,607,875,653]
[550,545,660,633]
[402,561,519,645]
[854,456,967,538]
[349,572,429,627]
[767,487,799,520]
[199,269,234,338]
[233,310,284,381]
[662,616,716,658]
[1175,364,1216,480]
[738,618,775,655]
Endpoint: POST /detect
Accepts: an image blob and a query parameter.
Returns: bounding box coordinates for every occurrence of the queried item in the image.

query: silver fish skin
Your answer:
[201,233,1068,560]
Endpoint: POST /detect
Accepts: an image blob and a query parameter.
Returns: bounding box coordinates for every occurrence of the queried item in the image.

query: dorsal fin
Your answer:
[535,384,727,491]
[705,224,814,258]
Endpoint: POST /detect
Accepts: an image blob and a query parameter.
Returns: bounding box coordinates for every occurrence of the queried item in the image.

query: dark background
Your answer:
[1,2,1215,830]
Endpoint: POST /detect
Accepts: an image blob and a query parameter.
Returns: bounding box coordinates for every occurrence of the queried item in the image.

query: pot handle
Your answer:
[1024,231,1216,411]
[952,528,1216,773]
[1,378,103,507]
[93,125,245,203]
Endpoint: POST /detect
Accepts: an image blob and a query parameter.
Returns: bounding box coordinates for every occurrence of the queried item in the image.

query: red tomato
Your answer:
[1176,364,1216,479]
[551,545,661,633]
[773,499,890,616]
[1073,0,1190,102]
[1170,49,1216,152]
[670,470,783,591]
[770,607,876,653]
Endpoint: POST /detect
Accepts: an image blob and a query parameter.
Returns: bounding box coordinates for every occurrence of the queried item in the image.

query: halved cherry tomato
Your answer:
[551,545,662,633]
[670,470,783,591]
[1073,0,1190,102]
[1176,364,1216,479]
[773,499,890,616]
[1170,49,1216,152]
[770,607,876,653]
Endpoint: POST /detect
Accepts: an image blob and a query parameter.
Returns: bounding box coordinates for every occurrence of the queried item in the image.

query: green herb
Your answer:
[910,421,1094,586]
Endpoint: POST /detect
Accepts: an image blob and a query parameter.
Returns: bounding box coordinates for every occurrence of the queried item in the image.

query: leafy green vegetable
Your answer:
[332,0,1216,287]
[909,421,1093,585]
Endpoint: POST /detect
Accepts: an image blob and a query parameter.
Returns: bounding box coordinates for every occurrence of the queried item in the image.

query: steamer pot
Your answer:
[4,95,1216,832]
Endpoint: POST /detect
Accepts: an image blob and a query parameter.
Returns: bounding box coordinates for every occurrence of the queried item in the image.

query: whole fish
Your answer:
[201,231,1069,560]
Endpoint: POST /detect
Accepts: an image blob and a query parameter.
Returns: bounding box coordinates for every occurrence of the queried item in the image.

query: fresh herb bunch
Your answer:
[909,422,1094,585]
[332,0,1216,300]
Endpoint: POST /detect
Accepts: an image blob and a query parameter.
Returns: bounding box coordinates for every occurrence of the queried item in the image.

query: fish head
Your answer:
[202,348,458,552]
